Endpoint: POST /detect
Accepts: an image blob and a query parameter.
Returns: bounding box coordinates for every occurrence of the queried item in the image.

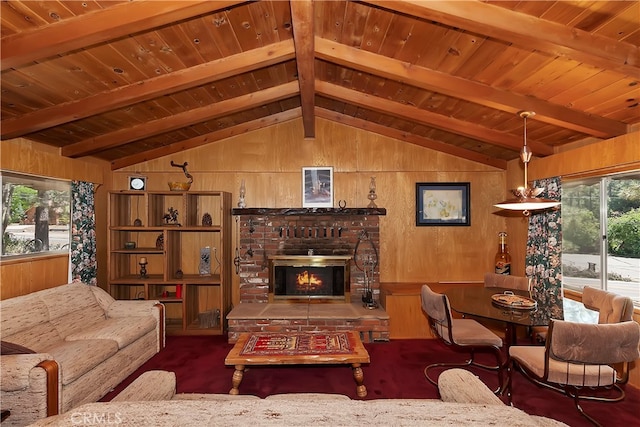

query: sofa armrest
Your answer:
[1,354,60,418]
[438,369,503,405]
[1,354,55,391]
[106,300,165,349]
[107,299,160,317]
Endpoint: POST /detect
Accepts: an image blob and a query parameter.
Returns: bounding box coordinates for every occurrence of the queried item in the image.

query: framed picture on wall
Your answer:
[302,167,333,208]
[416,182,470,226]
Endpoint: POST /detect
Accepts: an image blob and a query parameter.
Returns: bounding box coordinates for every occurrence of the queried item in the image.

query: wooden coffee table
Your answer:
[225,331,370,397]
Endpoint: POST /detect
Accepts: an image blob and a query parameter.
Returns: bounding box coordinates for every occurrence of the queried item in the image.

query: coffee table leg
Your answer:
[352,363,367,397]
[229,364,245,395]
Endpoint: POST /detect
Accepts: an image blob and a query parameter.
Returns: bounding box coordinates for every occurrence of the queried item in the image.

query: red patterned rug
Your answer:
[240,332,355,356]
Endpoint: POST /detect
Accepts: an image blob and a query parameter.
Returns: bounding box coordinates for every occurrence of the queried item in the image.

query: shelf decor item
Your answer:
[367,176,378,208]
[238,179,247,208]
[202,212,213,226]
[168,160,193,191]
[163,207,180,226]
[199,246,211,276]
[155,234,164,250]
[124,241,136,249]
[139,257,148,278]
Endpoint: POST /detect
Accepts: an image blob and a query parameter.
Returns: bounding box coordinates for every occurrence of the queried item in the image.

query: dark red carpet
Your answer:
[103,335,639,427]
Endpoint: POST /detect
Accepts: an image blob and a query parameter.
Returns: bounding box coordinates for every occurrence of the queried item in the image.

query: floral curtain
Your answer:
[526,176,563,319]
[70,181,97,285]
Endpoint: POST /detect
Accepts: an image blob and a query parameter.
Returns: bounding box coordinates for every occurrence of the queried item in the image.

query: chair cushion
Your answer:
[550,320,640,364]
[451,319,503,347]
[65,316,156,349]
[44,339,118,385]
[509,345,616,387]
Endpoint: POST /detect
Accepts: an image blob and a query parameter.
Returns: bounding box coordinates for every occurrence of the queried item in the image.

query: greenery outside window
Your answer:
[562,171,640,305]
[1,171,71,258]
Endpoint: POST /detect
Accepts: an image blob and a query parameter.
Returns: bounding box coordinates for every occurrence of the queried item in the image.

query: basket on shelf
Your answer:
[168,181,191,191]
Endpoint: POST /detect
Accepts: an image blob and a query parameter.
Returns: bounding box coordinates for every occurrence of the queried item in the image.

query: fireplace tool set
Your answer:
[354,230,379,309]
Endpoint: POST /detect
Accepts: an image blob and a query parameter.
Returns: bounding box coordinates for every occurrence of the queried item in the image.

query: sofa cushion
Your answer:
[0,293,50,337]
[2,322,64,353]
[44,339,118,385]
[65,316,156,349]
[41,283,106,338]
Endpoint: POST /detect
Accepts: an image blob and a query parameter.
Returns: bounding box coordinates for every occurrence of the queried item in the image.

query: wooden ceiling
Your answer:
[1,1,639,170]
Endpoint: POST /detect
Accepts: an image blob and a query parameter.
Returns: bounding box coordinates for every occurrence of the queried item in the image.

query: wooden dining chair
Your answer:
[508,319,640,426]
[483,273,531,296]
[420,285,504,393]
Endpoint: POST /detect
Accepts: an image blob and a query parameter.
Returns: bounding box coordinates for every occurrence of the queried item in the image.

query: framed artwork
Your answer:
[302,167,333,208]
[416,182,470,226]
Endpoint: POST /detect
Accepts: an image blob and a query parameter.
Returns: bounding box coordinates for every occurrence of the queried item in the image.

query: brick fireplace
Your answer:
[228,208,389,343]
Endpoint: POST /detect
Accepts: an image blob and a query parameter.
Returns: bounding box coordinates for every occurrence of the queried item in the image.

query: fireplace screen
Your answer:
[269,256,351,303]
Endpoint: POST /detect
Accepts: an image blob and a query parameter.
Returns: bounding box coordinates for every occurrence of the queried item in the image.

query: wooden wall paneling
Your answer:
[1,139,111,300]
[113,119,505,287]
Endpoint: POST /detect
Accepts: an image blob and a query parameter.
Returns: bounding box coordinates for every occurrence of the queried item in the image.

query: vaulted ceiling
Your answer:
[1,1,639,170]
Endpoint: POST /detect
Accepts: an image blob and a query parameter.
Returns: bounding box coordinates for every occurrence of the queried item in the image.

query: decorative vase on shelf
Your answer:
[199,246,211,276]
[202,212,212,226]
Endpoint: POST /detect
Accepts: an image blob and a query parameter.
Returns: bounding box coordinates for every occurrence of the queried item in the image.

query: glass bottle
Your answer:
[495,232,511,275]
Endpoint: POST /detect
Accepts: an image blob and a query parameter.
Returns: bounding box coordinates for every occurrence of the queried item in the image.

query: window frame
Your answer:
[1,170,72,260]
[562,170,640,306]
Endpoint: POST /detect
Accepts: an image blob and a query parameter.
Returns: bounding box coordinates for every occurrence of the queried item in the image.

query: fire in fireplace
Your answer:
[269,255,351,303]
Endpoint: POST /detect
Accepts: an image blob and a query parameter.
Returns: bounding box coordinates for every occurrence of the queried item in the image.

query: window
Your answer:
[1,171,71,258]
[562,171,640,305]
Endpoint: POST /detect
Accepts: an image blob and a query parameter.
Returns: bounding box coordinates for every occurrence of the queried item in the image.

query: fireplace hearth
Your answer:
[269,255,351,303]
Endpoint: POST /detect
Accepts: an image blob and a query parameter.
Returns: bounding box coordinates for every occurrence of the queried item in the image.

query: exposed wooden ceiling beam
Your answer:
[1,1,248,71]
[316,107,507,169]
[364,1,639,77]
[111,108,302,170]
[62,81,300,158]
[316,81,554,156]
[290,0,316,139]
[315,37,628,139]
[1,40,296,139]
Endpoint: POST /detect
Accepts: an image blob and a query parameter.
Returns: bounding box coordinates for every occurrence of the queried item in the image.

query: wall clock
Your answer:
[129,176,147,191]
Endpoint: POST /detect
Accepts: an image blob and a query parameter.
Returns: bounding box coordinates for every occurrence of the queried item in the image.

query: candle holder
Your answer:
[238,179,246,208]
[367,176,378,208]
[139,259,148,278]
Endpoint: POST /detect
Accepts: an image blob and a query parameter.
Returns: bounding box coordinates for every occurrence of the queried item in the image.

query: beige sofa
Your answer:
[0,282,164,427]
[31,369,567,426]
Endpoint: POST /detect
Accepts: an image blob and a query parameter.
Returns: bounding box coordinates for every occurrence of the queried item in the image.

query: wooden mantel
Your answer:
[232,207,387,216]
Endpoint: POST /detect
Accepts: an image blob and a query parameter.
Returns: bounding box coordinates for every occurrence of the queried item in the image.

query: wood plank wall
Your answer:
[0,138,111,299]
[111,118,507,305]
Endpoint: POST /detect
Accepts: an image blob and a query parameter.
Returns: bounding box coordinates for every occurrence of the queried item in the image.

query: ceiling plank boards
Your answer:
[1,1,249,71]
[62,81,300,158]
[315,37,628,138]
[1,40,296,139]
[1,1,638,166]
[316,80,554,156]
[365,0,639,76]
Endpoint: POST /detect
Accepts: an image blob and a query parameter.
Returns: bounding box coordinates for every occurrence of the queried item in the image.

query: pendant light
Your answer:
[494,111,560,216]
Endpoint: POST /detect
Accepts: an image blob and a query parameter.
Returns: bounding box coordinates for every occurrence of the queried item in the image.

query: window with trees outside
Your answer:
[1,171,71,258]
[562,171,640,306]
